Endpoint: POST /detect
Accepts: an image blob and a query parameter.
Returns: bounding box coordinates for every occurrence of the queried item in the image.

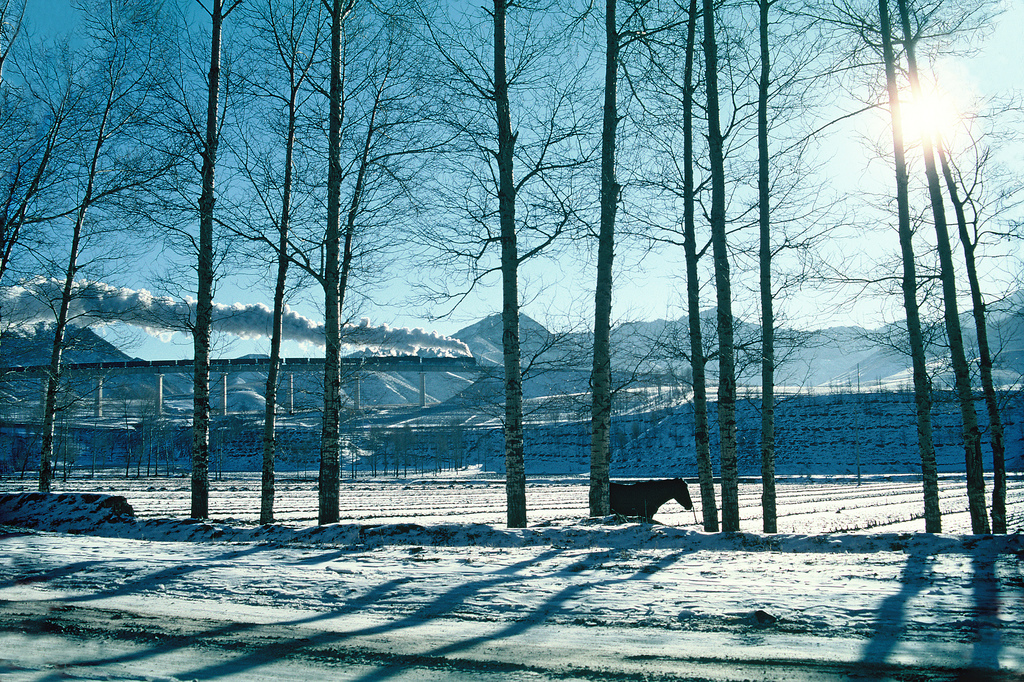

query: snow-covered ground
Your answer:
[4,470,1023,533]
[1,474,1023,680]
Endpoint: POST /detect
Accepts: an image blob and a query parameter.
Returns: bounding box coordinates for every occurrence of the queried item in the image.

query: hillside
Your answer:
[2,312,1022,480]
[453,307,1024,395]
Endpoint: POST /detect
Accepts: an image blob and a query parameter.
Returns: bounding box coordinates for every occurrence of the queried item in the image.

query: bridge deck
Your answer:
[1,355,478,377]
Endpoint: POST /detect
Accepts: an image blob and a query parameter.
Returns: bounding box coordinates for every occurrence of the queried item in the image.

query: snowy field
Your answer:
[1,473,1023,680]
[3,470,1024,533]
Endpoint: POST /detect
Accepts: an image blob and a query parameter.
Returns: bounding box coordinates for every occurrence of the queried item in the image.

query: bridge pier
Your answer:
[95,377,103,418]
[419,371,426,408]
[288,373,294,415]
[156,374,163,417]
[353,375,361,410]
[221,372,228,416]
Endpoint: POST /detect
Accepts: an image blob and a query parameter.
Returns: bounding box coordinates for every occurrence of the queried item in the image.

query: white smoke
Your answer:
[1,279,472,357]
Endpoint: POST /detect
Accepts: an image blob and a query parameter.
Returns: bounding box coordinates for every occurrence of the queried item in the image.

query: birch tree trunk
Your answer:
[589,0,618,518]
[683,0,718,532]
[259,100,298,525]
[39,223,84,493]
[757,0,777,534]
[319,0,353,525]
[878,0,941,532]
[937,145,1006,533]
[191,0,236,520]
[319,75,380,519]
[703,0,739,532]
[896,0,988,534]
[494,0,527,528]
[260,321,281,524]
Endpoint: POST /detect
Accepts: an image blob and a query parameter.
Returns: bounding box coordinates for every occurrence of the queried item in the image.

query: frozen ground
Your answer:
[5,470,1024,532]
[1,473,1023,681]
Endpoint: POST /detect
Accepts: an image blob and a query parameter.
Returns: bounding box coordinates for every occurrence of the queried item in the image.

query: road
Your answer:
[2,529,1021,681]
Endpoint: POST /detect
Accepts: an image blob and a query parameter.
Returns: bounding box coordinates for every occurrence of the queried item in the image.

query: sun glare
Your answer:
[899,86,962,147]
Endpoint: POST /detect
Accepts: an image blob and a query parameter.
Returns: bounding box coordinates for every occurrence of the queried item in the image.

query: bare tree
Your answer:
[755,0,778,533]
[22,0,173,492]
[876,0,941,531]
[936,126,1017,533]
[702,0,741,532]
[589,0,689,518]
[824,0,998,533]
[317,0,356,525]
[895,0,988,534]
[589,0,620,519]
[242,0,445,522]
[228,0,328,525]
[289,1,445,523]
[494,0,527,527]
[751,0,838,532]
[418,0,591,528]
[187,0,242,519]
[623,0,722,530]
[629,0,720,531]
[681,0,717,531]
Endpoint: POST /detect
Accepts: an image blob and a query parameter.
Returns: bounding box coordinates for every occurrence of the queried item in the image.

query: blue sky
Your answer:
[15,0,1024,361]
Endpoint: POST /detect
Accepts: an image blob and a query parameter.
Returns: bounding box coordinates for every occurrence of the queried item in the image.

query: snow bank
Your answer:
[0,492,135,534]
[2,492,1022,559]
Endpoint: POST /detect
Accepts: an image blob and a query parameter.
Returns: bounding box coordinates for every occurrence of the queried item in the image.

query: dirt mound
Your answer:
[0,492,136,533]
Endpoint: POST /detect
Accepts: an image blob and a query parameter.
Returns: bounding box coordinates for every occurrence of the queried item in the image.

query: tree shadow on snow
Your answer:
[160,547,694,681]
[855,543,1014,680]
[171,547,572,679]
[955,547,1008,681]
[17,546,567,679]
[339,549,694,682]
[855,544,934,677]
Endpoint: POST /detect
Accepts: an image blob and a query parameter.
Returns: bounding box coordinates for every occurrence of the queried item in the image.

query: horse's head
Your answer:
[672,478,693,510]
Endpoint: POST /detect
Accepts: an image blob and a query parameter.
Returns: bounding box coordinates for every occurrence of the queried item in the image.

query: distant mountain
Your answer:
[452,313,591,400]
[451,306,1024,392]
[453,313,557,367]
[0,324,134,368]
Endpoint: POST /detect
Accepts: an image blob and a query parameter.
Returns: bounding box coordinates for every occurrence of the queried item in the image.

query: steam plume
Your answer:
[1,279,471,357]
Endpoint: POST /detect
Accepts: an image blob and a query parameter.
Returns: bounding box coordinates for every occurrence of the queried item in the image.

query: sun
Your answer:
[899,85,962,147]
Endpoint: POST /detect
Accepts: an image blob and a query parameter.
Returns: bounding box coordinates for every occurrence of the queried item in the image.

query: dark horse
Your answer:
[609,478,693,523]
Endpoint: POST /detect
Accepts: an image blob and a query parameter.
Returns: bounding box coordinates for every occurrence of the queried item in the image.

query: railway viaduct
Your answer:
[1,355,478,416]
